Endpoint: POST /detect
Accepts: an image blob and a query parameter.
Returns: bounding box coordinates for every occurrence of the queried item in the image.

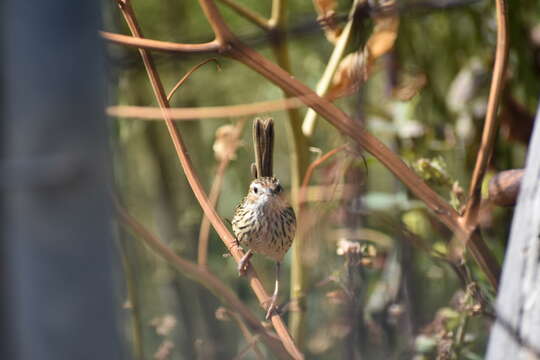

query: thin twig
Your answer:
[116,1,303,358]
[117,207,290,359]
[167,58,221,102]
[101,31,220,53]
[299,145,347,207]
[217,0,271,31]
[228,311,265,360]
[107,95,312,120]
[461,0,508,232]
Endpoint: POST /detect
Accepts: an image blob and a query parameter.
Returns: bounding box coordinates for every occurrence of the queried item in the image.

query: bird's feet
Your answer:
[237,250,253,276]
[264,294,279,320]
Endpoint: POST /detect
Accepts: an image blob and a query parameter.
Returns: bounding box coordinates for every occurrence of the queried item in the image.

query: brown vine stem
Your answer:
[101,31,220,53]
[167,58,221,102]
[117,207,291,359]
[461,0,508,233]
[299,145,348,208]
[115,1,303,358]
[198,120,246,266]
[217,0,270,31]
[106,96,310,120]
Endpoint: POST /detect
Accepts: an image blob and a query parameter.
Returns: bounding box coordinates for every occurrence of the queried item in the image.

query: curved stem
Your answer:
[101,31,221,53]
[167,58,220,102]
[217,0,271,31]
[462,0,508,230]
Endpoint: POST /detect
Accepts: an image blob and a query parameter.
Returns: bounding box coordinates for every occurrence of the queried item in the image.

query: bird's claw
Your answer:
[237,260,250,276]
[264,294,278,320]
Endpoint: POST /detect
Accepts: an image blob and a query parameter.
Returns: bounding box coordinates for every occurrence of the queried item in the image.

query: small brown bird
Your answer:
[232,118,296,319]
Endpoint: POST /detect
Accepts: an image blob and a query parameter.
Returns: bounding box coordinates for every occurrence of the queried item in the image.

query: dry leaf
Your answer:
[313,0,342,43]
[366,15,400,59]
[329,51,368,98]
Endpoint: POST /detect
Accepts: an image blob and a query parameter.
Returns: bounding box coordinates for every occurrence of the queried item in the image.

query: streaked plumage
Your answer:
[232,177,296,262]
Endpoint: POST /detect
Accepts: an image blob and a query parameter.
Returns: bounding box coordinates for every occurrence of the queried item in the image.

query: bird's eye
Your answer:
[253,186,259,194]
[275,184,282,193]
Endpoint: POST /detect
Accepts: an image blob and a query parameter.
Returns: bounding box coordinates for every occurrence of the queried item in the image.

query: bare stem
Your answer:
[167,58,221,102]
[462,0,508,232]
[101,31,220,53]
[217,0,271,31]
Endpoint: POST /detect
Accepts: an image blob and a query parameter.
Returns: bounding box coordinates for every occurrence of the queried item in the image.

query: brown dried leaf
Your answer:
[328,51,368,98]
[313,0,342,43]
[313,0,336,15]
[366,15,400,59]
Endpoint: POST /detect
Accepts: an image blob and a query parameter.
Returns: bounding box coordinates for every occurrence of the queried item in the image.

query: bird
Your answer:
[231,118,296,319]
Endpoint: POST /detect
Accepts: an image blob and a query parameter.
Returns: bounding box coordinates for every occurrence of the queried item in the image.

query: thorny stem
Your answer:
[117,207,291,359]
[461,0,508,233]
[116,1,303,358]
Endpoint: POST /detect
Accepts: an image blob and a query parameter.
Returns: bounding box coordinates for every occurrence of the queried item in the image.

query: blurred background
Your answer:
[3,0,539,359]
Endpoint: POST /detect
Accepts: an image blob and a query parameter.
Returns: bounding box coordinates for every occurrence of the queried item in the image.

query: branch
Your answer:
[116,1,303,358]
[217,0,271,31]
[101,31,221,53]
[167,58,221,102]
[462,0,509,230]
[107,95,315,120]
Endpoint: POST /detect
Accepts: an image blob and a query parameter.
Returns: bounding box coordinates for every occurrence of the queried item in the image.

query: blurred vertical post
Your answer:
[0,1,123,359]
[485,101,540,359]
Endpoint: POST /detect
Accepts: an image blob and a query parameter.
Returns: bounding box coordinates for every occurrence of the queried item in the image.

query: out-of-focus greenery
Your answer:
[106,0,540,358]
